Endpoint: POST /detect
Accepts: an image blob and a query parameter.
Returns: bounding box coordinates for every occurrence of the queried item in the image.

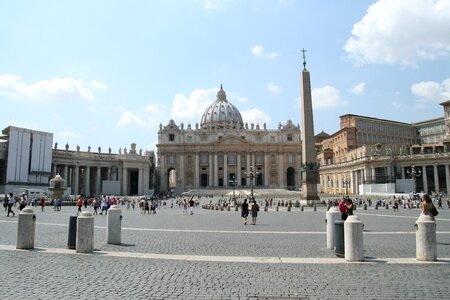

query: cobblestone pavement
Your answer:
[1,203,450,299]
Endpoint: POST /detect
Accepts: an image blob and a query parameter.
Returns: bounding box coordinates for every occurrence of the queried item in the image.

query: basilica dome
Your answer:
[200,85,244,129]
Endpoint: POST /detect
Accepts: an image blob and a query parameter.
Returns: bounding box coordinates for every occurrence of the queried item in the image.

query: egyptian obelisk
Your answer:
[300,49,320,205]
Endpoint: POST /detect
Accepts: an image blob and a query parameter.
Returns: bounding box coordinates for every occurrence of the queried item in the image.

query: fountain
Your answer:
[48,174,67,202]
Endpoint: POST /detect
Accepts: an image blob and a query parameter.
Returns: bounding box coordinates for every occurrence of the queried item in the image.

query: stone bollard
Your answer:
[326,207,341,250]
[68,215,78,249]
[107,205,122,245]
[344,215,364,261]
[76,211,94,253]
[313,205,317,212]
[16,207,36,249]
[415,213,437,261]
[363,203,367,210]
[334,220,345,257]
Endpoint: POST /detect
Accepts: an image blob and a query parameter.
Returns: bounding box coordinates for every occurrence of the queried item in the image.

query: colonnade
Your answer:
[321,163,450,195]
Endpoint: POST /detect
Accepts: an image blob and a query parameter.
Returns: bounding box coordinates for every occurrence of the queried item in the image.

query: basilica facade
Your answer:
[156,85,302,192]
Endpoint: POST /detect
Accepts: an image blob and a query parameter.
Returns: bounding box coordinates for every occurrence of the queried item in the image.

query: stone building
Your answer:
[318,100,450,195]
[0,126,155,196]
[156,85,302,192]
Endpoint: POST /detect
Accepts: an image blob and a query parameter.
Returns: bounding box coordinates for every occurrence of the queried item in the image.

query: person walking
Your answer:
[188,196,195,215]
[241,199,249,225]
[251,200,259,225]
[6,193,15,217]
[339,198,348,220]
[40,196,45,212]
[76,196,83,214]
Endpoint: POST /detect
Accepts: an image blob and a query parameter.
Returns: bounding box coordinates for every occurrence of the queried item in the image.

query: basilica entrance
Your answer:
[200,174,208,187]
[287,167,295,190]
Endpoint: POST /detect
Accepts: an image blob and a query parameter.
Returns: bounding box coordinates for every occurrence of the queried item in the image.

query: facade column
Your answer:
[122,167,127,195]
[445,164,450,195]
[214,154,218,187]
[53,164,57,177]
[179,154,185,188]
[74,165,79,196]
[194,153,199,188]
[422,166,428,194]
[223,153,228,187]
[236,153,241,187]
[264,154,270,187]
[433,165,440,193]
[107,167,111,181]
[209,153,213,188]
[96,167,101,196]
[333,173,337,194]
[350,171,354,195]
[277,153,283,188]
[400,166,405,179]
[371,166,376,183]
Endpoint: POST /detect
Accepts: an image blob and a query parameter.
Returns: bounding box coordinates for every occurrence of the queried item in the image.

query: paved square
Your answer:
[1,202,449,299]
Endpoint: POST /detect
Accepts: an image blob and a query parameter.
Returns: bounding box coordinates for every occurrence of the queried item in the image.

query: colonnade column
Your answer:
[96,167,101,196]
[209,153,213,188]
[138,168,144,195]
[85,166,90,196]
[63,165,68,182]
[122,167,127,195]
[422,166,428,194]
[74,166,79,196]
[445,164,450,195]
[433,165,440,193]
[223,153,228,187]
[53,164,57,177]
[400,166,405,179]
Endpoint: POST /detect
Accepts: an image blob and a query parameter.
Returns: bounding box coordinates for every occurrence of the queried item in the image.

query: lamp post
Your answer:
[343,176,350,197]
[407,166,422,194]
[245,165,259,201]
[229,175,237,205]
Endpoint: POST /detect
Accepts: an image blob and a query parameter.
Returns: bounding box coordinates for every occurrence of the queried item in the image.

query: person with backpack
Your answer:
[251,200,259,225]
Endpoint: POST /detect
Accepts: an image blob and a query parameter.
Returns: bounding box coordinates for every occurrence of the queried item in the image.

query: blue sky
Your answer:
[1,0,449,154]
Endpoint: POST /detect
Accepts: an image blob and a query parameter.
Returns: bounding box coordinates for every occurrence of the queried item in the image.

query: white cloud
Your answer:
[0,74,105,101]
[344,0,450,65]
[241,108,271,126]
[267,82,281,94]
[411,78,450,104]
[311,86,347,109]
[91,80,108,91]
[118,111,148,128]
[350,82,366,95]
[143,104,165,114]
[55,127,83,142]
[170,88,216,120]
[250,45,278,59]
[203,0,224,10]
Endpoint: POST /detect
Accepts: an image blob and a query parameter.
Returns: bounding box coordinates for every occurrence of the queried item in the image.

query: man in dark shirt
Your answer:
[241,199,249,225]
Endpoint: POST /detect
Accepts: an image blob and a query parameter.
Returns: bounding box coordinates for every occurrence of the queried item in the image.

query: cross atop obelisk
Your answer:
[301,48,307,70]
[300,49,319,204]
